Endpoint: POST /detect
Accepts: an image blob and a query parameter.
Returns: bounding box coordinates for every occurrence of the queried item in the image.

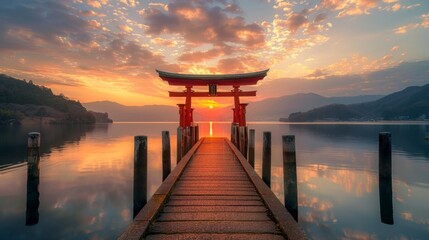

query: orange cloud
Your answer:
[216,55,270,73]
[148,3,169,11]
[150,37,177,47]
[392,3,401,11]
[86,0,108,9]
[118,24,133,33]
[88,20,101,29]
[394,23,419,34]
[319,0,382,17]
[178,48,224,62]
[119,0,136,7]
[421,14,429,28]
[393,14,429,34]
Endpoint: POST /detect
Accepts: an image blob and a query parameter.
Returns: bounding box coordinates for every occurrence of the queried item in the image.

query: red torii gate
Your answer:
[156,69,269,127]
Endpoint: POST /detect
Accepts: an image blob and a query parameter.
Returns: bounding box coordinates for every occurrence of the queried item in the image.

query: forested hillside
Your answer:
[285,83,429,122]
[0,74,111,124]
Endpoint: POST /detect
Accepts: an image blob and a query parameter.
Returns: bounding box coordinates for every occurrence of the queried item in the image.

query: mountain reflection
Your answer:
[0,124,107,169]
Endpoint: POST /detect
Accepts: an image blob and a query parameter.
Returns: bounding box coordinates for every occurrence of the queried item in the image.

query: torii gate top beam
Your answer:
[156,69,269,86]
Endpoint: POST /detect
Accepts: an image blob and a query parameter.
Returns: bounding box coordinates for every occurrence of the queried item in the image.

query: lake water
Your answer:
[1,122,429,239]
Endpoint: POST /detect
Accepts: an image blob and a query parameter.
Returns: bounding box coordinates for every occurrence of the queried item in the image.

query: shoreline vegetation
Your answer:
[0,74,112,125]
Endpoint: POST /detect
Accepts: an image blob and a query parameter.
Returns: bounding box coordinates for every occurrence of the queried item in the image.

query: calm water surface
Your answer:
[1,122,429,239]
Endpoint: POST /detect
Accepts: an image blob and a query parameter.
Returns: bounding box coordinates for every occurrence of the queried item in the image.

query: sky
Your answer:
[0,0,428,108]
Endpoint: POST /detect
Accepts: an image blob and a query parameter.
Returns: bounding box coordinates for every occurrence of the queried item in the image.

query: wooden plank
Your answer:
[165,199,264,206]
[145,233,285,240]
[162,206,267,213]
[168,195,261,201]
[148,221,281,234]
[157,212,270,221]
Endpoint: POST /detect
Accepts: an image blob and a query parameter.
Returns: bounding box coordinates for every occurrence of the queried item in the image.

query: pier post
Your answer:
[230,123,234,142]
[182,127,189,154]
[231,124,238,147]
[262,132,271,188]
[191,126,196,146]
[185,127,191,154]
[162,131,171,181]
[248,129,255,168]
[195,125,199,142]
[26,148,40,225]
[28,132,41,149]
[379,132,393,225]
[133,136,147,218]
[283,135,298,221]
[177,127,183,163]
[245,126,248,159]
[239,126,247,158]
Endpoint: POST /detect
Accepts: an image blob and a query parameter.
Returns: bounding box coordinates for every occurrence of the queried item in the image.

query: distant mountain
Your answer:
[83,101,178,122]
[0,74,112,124]
[246,93,383,121]
[285,83,429,122]
[84,93,383,122]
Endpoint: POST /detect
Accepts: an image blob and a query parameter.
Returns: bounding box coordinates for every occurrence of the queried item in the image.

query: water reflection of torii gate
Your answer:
[156,69,269,158]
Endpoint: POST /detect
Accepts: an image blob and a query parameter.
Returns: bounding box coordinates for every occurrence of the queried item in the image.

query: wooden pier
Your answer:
[120,137,306,240]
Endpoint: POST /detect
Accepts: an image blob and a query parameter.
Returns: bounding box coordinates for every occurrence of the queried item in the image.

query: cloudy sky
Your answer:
[0,0,428,107]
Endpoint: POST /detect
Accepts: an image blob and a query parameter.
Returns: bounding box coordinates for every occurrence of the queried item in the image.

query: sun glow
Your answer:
[197,99,219,108]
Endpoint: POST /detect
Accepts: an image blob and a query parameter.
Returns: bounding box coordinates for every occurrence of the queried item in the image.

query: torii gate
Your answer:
[156,69,269,127]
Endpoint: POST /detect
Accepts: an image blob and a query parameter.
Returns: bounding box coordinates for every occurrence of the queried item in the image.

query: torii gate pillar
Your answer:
[177,104,185,127]
[185,86,192,126]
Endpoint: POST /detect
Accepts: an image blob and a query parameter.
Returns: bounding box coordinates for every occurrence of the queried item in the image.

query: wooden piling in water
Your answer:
[185,127,192,154]
[177,127,183,163]
[27,132,41,149]
[192,126,197,145]
[133,136,147,218]
[231,124,238,147]
[283,135,298,221]
[245,126,248,158]
[162,131,171,181]
[379,132,393,225]
[26,148,40,225]
[195,125,199,142]
[238,126,247,158]
[182,127,187,154]
[379,132,392,179]
[248,129,255,168]
[262,131,271,188]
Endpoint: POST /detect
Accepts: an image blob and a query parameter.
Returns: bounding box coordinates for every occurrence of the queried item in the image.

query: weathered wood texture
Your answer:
[162,131,171,181]
[120,137,306,240]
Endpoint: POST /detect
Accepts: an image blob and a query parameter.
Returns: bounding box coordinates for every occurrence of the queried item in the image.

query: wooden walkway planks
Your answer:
[119,137,306,240]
